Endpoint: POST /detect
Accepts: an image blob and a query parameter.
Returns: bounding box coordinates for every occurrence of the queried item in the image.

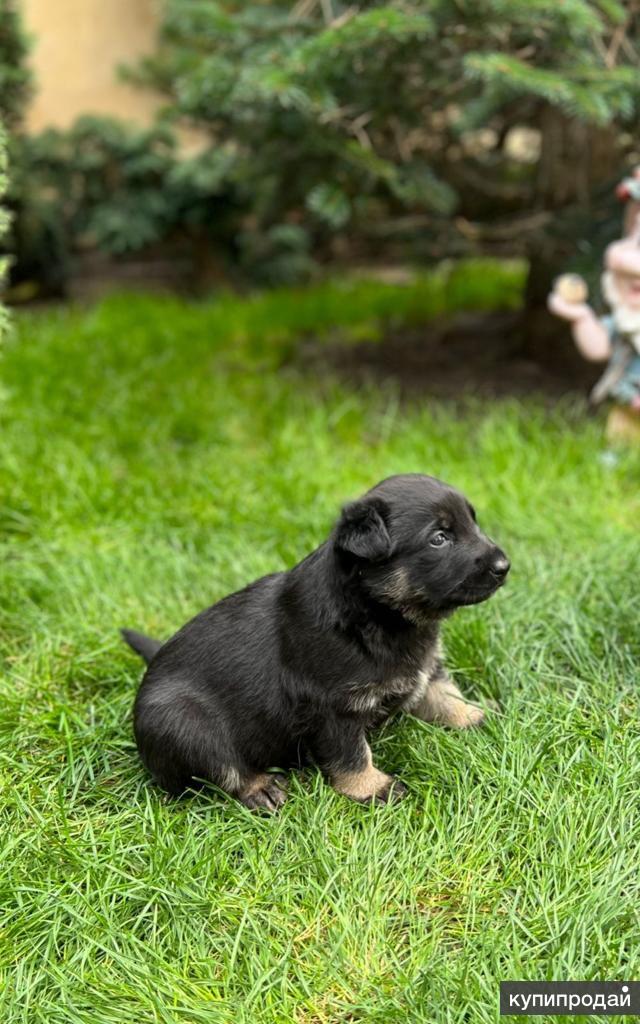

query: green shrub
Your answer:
[9,115,247,293]
[0,0,33,301]
[127,0,640,280]
[10,2,640,296]
[0,121,9,339]
[0,0,32,129]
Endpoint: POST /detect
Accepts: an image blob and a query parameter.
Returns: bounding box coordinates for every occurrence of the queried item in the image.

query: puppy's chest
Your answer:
[346,645,441,718]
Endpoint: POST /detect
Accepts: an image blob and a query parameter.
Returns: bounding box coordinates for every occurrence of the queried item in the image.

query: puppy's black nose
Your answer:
[490,554,510,580]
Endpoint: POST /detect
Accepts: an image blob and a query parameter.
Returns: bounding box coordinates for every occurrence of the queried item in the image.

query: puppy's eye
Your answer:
[430,531,449,548]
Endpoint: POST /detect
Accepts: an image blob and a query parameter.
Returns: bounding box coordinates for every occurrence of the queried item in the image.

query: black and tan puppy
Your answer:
[122,474,509,809]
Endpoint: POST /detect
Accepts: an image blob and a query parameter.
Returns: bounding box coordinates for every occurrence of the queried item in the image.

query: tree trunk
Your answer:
[190,227,233,294]
[524,108,622,367]
[535,108,619,210]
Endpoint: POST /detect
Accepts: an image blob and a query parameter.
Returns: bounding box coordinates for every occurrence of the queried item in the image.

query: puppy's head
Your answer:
[333,474,509,618]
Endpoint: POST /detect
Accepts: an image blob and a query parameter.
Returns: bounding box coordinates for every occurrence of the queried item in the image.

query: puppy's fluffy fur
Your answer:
[123,474,509,809]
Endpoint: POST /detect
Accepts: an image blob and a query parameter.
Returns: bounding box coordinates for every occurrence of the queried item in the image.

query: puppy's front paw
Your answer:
[240,772,288,813]
[411,677,486,730]
[450,703,485,730]
[333,766,408,805]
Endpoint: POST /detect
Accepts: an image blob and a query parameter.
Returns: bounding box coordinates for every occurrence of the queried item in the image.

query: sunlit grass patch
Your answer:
[1,266,639,1023]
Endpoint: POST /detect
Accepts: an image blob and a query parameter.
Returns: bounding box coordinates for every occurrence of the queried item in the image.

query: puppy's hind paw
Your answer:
[240,772,288,813]
[375,775,408,804]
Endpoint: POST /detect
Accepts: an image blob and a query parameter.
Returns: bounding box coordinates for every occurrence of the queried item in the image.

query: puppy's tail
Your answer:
[121,628,163,665]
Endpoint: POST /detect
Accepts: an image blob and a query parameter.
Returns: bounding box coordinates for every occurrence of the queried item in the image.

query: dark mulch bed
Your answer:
[298,310,601,401]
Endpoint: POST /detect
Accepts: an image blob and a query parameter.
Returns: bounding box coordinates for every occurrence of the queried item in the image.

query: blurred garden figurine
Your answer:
[548,167,640,443]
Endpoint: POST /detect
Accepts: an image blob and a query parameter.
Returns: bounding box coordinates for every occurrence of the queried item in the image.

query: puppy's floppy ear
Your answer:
[334,497,392,562]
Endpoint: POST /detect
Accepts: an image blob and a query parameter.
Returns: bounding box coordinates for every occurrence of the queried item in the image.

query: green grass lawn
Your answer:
[1,265,640,1023]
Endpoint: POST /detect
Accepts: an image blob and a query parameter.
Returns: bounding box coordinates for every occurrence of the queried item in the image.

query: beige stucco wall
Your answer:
[24,0,162,132]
